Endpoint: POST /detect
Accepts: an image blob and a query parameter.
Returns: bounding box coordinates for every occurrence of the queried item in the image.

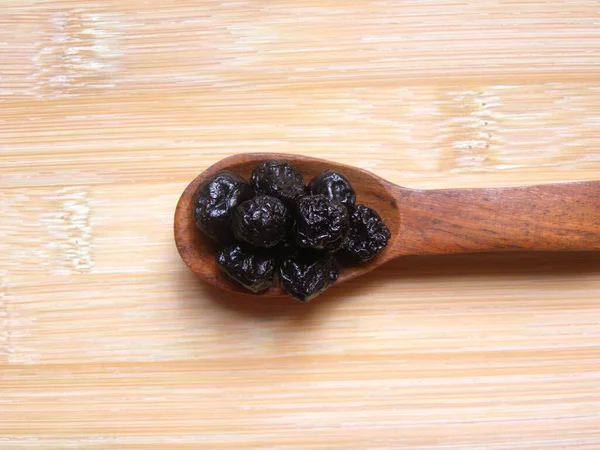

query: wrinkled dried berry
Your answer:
[194,170,255,244]
[190,159,395,302]
[340,205,391,263]
[295,195,349,252]
[308,169,356,211]
[279,252,339,302]
[232,195,287,248]
[251,160,306,204]
[217,245,275,293]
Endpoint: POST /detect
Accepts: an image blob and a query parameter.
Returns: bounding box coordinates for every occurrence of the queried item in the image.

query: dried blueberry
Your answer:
[251,160,306,204]
[192,161,393,302]
[340,204,391,263]
[232,195,288,248]
[217,245,276,293]
[294,195,349,252]
[279,252,339,302]
[308,169,356,211]
[194,170,254,244]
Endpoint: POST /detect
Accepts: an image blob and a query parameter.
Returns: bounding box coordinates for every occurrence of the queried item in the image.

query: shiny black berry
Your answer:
[294,195,349,252]
[232,195,288,248]
[251,160,306,204]
[308,169,356,211]
[194,170,254,244]
[279,252,339,302]
[340,205,391,263]
[217,245,276,293]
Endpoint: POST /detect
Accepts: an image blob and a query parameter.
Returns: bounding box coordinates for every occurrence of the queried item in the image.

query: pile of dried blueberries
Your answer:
[194,160,390,302]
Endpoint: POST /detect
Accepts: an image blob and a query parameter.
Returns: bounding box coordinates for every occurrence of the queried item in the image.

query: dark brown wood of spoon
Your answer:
[174,153,600,297]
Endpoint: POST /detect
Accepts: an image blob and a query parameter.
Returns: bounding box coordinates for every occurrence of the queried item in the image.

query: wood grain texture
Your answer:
[2,0,600,448]
[396,181,600,255]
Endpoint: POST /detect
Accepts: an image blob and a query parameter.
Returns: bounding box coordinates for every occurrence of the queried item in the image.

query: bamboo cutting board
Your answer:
[2,1,600,448]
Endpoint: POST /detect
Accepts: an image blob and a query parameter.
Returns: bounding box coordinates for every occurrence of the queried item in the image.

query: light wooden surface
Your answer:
[2,1,600,448]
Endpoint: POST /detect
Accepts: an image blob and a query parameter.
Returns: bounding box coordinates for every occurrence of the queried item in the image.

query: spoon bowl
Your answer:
[174,153,401,297]
[175,153,600,298]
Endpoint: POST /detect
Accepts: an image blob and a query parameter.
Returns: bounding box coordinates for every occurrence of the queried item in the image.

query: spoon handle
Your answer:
[394,181,600,256]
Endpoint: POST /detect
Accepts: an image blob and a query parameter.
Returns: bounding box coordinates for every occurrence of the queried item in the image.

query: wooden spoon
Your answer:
[174,153,600,297]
